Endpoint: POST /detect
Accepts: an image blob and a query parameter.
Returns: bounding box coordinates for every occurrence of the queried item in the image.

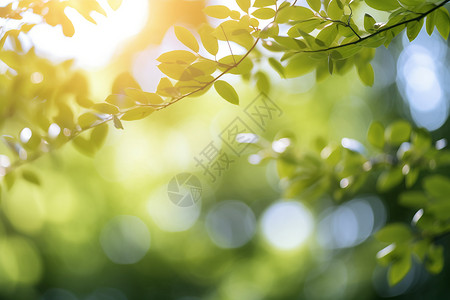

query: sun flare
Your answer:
[29,0,148,68]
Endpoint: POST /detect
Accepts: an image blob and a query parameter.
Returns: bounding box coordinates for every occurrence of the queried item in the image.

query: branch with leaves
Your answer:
[0,0,450,286]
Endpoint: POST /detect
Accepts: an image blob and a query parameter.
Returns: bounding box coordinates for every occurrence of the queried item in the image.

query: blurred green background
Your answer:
[0,0,450,299]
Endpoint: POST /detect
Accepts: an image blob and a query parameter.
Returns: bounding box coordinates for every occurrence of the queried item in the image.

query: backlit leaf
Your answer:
[204,5,230,19]
[368,121,385,149]
[214,80,239,105]
[174,26,199,52]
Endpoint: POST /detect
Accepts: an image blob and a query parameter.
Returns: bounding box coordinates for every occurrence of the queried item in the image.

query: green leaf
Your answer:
[285,53,317,78]
[22,170,40,185]
[252,8,276,19]
[385,120,412,146]
[388,253,411,286]
[376,223,412,244]
[399,191,428,208]
[174,26,199,52]
[365,0,400,11]
[426,244,444,274]
[121,107,156,121]
[288,6,315,20]
[423,175,450,200]
[398,0,425,7]
[411,128,431,153]
[357,63,374,86]
[367,121,385,149]
[407,19,423,42]
[327,0,343,20]
[406,168,419,188]
[255,71,270,94]
[364,14,376,32]
[218,55,253,75]
[236,0,251,13]
[435,7,450,40]
[307,0,321,12]
[316,24,338,47]
[377,167,403,192]
[269,57,285,77]
[426,11,436,35]
[204,5,230,19]
[214,80,239,105]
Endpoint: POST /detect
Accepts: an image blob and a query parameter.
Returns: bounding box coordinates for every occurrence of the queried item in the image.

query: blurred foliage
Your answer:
[0,0,450,299]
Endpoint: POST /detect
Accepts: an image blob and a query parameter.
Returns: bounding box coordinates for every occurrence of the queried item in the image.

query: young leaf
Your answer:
[91,123,109,150]
[435,8,450,40]
[113,115,124,130]
[357,63,374,86]
[214,80,239,105]
[107,0,122,10]
[399,191,428,208]
[377,167,403,192]
[92,103,119,115]
[236,0,251,13]
[255,71,270,94]
[199,24,219,56]
[269,57,285,78]
[174,26,199,52]
[204,5,231,19]
[364,14,376,32]
[252,8,276,19]
[121,107,156,121]
[385,120,412,146]
[407,20,423,42]
[426,244,444,274]
[307,0,321,12]
[423,175,450,200]
[22,169,40,185]
[388,253,411,286]
[254,0,277,8]
[376,223,412,244]
[367,121,385,149]
[157,50,197,64]
[78,113,100,130]
[365,0,400,11]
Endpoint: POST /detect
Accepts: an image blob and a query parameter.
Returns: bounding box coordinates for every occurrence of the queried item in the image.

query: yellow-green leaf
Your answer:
[174,26,199,52]
[214,80,239,105]
[252,8,276,19]
[78,113,100,130]
[204,5,230,19]
[307,0,321,11]
[157,50,197,64]
[236,0,251,13]
[367,121,385,149]
[92,103,119,115]
[121,107,156,121]
[388,253,411,286]
[107,0,122,10]
[357,63,374,86]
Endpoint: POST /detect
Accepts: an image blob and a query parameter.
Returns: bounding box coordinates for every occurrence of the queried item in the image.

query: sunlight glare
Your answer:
[29,0,148,68]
